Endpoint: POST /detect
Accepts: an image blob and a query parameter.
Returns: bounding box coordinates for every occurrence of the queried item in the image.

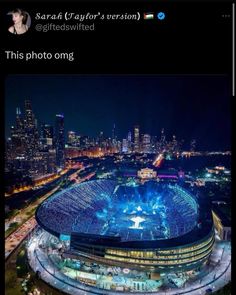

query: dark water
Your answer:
[162,155,231,172]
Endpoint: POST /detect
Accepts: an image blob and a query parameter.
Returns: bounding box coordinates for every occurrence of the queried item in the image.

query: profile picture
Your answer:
[7,8,31,35]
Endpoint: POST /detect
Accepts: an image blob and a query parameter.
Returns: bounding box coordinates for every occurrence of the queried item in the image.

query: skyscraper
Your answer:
[55,114,65,169]
[142,134,151,153]
[127,131,132,152]
[171,135,178,154]
[13,107,25,155]
[38,123,56,174]
[15,108,24,131]
[134,125,140,152]
[68,131,76,146]
[112,123,116,146]
[41,124,54,146]
[41,124,53,139]
[98,131,104,147]
[25,100,36,129]
[24,100,39,158]
[160,128,166,151]
[127,131,132,142]
[122,139,128,153]
[190,139,196,152]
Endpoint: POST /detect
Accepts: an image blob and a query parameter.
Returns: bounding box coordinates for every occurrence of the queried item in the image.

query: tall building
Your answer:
[6,100,45,178]
[142,134,151,153]
[98,131,104,147]
[11,108,26,156]
[25,100,35,128]
[190,139,196,152]
[41,124,54,146]
[68,131,76,146]
[6,100,59,183]
[15,107,24,131]
[127,131,132,152]
[24,100,39,158]
[122,139,128,153]
[127,131,132,142]
[47,149,57,173]
[41,124,53,139]
[55,114,65,169]
[151,136,158,153]
[171,135,179,154]
[160,128,166,151]
[112,123,116,144]
[134,125,140,152]
[39,123,55,173]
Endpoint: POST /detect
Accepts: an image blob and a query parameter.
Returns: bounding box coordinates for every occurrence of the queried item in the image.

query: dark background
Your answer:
[0,3,233,294]
[0,2,233,74]
[4,75,231,150]
[0,1,233,150]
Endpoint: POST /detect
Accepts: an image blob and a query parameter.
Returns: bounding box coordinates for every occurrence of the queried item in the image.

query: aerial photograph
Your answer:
[5,75,231,295]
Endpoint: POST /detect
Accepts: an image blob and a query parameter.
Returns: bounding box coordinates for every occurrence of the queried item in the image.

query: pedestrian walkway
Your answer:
[27,231,231,295]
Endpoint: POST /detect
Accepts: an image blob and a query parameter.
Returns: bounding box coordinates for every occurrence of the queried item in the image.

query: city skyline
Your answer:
[5,75,231,150]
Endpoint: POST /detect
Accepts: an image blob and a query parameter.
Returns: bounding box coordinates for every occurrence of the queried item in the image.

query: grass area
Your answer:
[5,242,66,295]
[6,244,46,295]
[5,245,26,295]
[5,268,22,295]
[26,207,36,216]
[16,249,29,278]
[5,209,20,220]
[5,222,19,238]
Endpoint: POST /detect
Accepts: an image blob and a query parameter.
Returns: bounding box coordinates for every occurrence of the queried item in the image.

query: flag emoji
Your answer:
[143,13,154,20]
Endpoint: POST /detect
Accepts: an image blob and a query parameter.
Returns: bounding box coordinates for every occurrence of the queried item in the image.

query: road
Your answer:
[5,216,37,259]
[5,168,94,260]
[5,184,62,259]
[5,183,62,238]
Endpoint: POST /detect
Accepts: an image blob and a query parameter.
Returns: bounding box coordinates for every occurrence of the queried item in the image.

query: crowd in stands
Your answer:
[37,180,198,241]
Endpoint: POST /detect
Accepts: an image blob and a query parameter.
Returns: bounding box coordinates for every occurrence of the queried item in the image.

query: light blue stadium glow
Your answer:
[37,180,198,242]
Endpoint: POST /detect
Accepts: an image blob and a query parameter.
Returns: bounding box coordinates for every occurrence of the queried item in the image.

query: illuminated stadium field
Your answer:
[36,180,198,241]
[32,179,215,293]
[35,179,214,274]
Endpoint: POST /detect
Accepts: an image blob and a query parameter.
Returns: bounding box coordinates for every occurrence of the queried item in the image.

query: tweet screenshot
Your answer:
[1,1,233,295]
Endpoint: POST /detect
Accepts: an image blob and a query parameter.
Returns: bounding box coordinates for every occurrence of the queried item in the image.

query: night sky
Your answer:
[5,75,231,150]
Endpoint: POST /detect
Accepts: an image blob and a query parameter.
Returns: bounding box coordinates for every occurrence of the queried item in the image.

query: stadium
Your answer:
[32,179,215,292]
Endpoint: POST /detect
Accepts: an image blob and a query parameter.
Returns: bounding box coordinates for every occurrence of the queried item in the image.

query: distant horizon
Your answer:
[5,75,231,150]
